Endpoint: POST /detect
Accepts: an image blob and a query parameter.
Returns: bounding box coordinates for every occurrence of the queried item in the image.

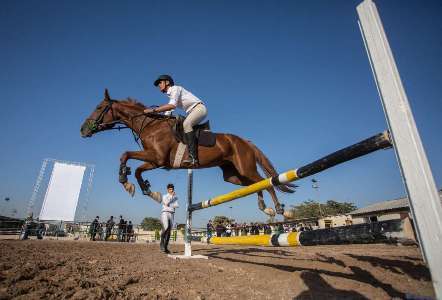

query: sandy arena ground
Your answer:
[0,239,435,299]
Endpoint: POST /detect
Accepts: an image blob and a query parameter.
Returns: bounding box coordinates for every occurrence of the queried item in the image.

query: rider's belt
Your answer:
[187,102,203,113]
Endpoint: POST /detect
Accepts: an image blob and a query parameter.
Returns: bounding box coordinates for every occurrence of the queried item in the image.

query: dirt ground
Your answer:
[0,239,435,299]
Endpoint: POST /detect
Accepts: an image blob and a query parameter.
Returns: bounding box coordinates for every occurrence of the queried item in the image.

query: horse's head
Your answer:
[80,89,119,137]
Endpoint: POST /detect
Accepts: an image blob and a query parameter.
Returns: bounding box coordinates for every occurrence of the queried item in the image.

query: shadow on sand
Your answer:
[195,247,416,298]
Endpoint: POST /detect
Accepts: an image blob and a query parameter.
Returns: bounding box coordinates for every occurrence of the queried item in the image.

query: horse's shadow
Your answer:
[345,253,431,281]
[193,247,412,298]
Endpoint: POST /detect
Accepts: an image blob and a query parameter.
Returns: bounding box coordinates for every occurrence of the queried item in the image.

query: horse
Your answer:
[80,89,295,217]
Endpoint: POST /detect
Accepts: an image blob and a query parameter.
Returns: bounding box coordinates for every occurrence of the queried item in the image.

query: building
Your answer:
[349,189,442,241]
[318,214,352,228]
[349,190,442,225]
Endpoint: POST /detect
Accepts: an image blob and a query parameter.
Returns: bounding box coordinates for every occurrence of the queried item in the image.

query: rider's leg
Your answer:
[183,104,207,165]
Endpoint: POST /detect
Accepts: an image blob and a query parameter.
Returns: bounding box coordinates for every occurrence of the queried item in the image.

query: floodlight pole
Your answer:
[357,0,442,297]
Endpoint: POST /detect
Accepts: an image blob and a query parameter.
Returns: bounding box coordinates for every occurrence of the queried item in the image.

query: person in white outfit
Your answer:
[143,74,208,166]
[146,183,179,253]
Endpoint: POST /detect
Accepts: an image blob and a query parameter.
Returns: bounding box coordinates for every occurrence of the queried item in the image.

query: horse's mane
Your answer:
[118,97,175,120]
[119,97,147,109]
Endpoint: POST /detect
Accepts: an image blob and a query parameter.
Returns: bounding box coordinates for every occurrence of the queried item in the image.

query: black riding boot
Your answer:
[184,131,198,166]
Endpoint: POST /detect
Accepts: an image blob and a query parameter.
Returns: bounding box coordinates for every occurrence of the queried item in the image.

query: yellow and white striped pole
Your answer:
[191,169,298,210]
[209,232,301,247]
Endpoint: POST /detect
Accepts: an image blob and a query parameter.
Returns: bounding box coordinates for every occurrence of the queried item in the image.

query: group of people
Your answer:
[89,215,134,242]
[207,220,315,238]
[207,221,272,238]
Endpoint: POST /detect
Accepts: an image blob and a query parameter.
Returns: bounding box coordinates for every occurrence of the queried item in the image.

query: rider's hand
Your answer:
[143,108,154,114]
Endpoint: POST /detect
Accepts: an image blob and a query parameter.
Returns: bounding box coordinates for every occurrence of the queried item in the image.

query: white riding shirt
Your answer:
[167,85,203,113]
[161,193,179,214]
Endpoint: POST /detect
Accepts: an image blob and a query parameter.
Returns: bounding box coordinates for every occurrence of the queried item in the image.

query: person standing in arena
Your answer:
[144,183,179,253]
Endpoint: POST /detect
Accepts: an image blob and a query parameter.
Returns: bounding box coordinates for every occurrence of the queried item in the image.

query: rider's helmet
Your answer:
[154,74,174,86]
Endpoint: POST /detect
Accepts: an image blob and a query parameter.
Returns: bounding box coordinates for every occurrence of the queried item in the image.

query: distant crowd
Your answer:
[89,215,134,242]
[206,220,316,238]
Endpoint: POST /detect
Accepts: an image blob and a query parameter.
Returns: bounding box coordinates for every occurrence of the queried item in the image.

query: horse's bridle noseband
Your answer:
[85,99,116,133]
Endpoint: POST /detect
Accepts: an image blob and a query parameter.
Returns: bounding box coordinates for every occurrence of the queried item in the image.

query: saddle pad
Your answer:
[173,142,187,168]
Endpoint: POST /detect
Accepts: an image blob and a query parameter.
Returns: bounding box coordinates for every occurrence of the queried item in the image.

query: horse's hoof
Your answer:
[123,182,135,197]
[275,207,285,215]
[283,210,295,219]
[263,208,276,216]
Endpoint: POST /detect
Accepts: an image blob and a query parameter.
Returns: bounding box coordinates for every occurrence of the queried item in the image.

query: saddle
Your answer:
[172,115,216,147]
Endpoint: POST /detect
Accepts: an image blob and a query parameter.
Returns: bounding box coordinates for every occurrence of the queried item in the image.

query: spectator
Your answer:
[36,218,45,239]
[122,220,128,242]
[263,224,272,235]
[277,223,284,234]
[20,213,33,240]
[89,216,100,241]
[206,220,214,239]
[126,221,134,242]
[225,223,232,237]
[105,216,115,241]
[118,215,125,242]
[215,223,225,237]
[233,223,240,236]
[241,222,248,236]
[254,223,261,235]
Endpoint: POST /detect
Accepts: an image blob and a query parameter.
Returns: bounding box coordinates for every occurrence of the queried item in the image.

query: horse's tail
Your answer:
[247,141,296,194]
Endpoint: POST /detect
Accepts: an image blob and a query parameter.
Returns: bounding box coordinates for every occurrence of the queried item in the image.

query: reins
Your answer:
[94,102,176,150]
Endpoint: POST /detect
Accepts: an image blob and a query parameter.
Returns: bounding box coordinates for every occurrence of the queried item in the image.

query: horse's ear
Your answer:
[104,88,110,100]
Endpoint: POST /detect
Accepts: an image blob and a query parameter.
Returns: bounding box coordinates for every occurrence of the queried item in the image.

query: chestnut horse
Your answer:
[80,89,295,216]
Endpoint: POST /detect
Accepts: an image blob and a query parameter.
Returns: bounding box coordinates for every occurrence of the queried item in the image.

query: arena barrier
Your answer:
[190,131,392,212]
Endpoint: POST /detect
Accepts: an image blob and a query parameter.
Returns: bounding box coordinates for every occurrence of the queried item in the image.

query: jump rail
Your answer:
[208,219,406,247]
[190,130,392,212]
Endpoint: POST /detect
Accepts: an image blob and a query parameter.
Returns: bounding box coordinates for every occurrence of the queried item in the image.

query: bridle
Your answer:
[85,98,175,149]
[85,98,117,133]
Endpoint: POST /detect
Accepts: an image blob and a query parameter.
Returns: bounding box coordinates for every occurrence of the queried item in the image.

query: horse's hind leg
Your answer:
[264,186,284,215]
[229,150,285,216]
[219,163,276,216]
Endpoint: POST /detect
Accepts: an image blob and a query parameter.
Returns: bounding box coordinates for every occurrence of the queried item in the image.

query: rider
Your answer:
[143,75,208,166]
[145,183,179,254]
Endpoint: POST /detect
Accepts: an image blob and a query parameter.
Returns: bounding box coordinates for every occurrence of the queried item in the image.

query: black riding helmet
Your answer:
[154,74,174,86]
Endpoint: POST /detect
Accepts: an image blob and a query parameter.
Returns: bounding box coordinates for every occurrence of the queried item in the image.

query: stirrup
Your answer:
[183,157,199,166]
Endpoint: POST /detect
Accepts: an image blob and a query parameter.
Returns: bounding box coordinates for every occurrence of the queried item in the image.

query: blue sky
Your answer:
[1,0,441,227]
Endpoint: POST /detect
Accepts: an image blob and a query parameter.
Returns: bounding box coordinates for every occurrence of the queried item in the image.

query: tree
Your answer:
[286,199,357,219]
[140,217,162,231]
[212,216,235,227]
[323,200,357,215]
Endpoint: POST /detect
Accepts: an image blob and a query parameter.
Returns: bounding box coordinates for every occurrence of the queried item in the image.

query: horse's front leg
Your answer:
[119,150,157,196]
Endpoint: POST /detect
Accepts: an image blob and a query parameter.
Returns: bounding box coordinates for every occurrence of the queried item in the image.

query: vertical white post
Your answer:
[169,169,207,259]
[184,169,193,257]
[357,1,442,297]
